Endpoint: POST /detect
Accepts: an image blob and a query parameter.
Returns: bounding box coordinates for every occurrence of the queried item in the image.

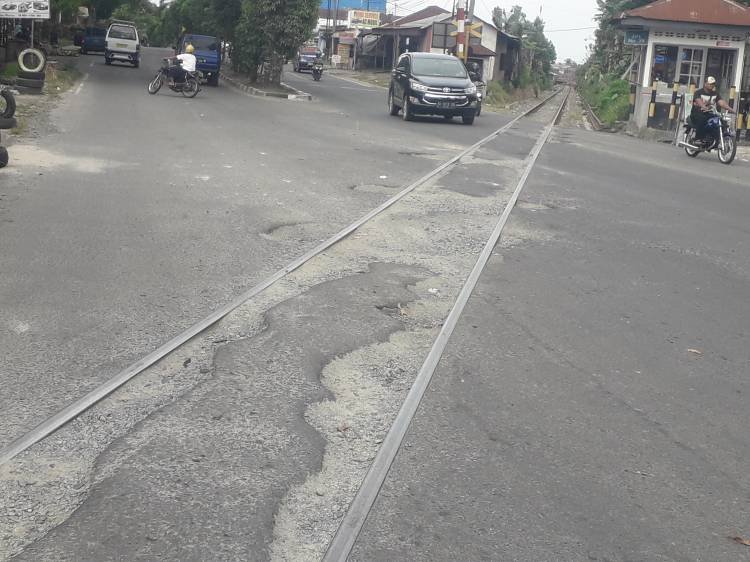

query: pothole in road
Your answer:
[259,221,310,241]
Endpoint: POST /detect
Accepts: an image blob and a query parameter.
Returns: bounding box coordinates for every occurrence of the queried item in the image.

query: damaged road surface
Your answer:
[1,47,561,561]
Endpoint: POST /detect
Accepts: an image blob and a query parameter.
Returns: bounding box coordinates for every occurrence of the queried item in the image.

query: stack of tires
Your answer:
[16,48,47,95]
[0,89,17,168]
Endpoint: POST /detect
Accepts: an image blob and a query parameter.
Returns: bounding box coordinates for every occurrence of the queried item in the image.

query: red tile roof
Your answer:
[623,0,750,27]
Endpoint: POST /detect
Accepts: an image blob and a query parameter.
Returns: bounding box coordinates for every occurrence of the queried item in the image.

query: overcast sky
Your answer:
[425,0,600,62]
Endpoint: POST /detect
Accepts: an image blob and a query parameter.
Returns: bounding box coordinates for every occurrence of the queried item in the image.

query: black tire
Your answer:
[18,48,46,73]
[718,135,736,165]
[684,130,699,158]
[14,85,43,95]
[208,73,219,87]
[148,73,163,94]
[1,90,16,119]
[105,57,112,65]
[0,117,18,129]
[16,78,44,89]
[0,146,8,168]
[17,70,45,81]
[181,76,199,98]
[402,96,413,121]
[462,112,475,125]
[133,60,139,68]
[476,102,482,116]
[81,47,88,55]
[388,89,400,116]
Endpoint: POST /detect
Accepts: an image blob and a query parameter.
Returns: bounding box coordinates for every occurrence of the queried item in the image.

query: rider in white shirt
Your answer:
[171,44,196,84]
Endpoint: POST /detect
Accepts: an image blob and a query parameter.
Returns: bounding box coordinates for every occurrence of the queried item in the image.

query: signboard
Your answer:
[349,10,380,28]
[331,54,341,65]
[0,1,51,19]
[624,29,649,46]
[431,22,457,50]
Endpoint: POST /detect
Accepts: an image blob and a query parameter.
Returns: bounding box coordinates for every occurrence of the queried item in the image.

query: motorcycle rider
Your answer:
[170,44,197,86]
[691,76,735,146]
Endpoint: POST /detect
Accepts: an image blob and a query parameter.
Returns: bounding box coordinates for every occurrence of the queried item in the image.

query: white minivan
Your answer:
[105,21,140,67]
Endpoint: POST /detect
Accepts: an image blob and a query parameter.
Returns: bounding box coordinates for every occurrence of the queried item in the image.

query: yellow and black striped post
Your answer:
[648,81,657,118]
[629,83,637,115]
[669,82,679,121]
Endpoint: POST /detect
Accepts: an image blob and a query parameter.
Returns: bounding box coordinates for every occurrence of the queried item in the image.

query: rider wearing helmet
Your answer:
[691,76,735,146]
[171,43,197,85]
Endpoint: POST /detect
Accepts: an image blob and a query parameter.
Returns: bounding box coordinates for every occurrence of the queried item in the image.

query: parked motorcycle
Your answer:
[678,109,737,165]
[312,62,323,81]
[147,59,200,98]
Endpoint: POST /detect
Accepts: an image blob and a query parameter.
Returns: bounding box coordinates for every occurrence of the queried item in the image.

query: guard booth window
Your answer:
[678,47,704,86]
[651,45,677,83]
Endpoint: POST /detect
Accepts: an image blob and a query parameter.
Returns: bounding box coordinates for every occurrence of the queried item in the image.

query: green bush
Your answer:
[1,62,18,79]
[579,73,631,126]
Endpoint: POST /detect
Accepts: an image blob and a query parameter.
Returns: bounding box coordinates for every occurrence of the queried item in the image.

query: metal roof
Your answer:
[622,0,750,27]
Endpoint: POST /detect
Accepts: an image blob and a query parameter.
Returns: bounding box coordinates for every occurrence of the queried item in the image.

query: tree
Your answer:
[232,0,318,85]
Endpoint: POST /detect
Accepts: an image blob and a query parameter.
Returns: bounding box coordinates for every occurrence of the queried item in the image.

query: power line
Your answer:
[544,26,597,33]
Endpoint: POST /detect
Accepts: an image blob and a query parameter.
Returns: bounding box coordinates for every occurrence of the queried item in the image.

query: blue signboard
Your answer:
[320,0,386,12]
[654,54,666,64]
[624,29,649,46]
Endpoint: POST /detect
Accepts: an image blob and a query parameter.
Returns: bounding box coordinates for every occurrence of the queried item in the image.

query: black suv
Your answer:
[388,52,478,124]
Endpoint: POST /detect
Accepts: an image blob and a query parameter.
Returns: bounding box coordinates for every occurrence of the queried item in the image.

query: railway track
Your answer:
[0,88,569,468]
[2,87,570,559]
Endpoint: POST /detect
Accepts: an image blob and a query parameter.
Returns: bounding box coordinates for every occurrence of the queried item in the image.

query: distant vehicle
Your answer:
[293,48,319,73]
[105,22,140,67]
[1,4,18,10]
[179,34,220,86]
[32,1,47,9]
[388,52,478,125]
[81,27,106,55]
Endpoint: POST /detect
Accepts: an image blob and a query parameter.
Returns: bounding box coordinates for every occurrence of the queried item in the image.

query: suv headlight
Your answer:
[410,80,428,93]
[465,84,477,94]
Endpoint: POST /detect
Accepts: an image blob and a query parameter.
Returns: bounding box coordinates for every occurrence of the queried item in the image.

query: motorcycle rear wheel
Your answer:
[148,73,163,94]
[684,131,699,158]
[718,136,736,165]
[181,77,199,98]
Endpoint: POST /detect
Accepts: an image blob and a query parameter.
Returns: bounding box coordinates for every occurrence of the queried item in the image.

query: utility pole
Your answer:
[456,5,465,61]
[464,0,475,62]
[331,0,340,63]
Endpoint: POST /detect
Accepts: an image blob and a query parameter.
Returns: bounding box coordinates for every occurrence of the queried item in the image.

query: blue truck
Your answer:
[179,34,221,86]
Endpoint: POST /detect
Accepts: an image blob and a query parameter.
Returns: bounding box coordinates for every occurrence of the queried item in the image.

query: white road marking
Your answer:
[73,74,89,96]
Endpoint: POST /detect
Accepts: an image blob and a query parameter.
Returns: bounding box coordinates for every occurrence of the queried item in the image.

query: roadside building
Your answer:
[359,5,501,82]
[617,0,750,132]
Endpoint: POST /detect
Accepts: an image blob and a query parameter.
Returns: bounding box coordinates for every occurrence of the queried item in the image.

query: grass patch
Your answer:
[45,61,82,96]
[484,80,546,110]
[578,73,630,126]
[1,62,19,79]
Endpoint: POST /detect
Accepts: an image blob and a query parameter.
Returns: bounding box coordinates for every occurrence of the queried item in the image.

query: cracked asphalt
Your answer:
[2,47,749,562]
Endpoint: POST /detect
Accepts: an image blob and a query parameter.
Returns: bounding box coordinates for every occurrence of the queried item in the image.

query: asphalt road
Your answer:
[0,47,509,445]
[352,128,750,561]
[2,48,749,562]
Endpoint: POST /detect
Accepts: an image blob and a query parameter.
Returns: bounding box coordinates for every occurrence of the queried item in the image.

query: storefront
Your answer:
[618,0,750,132]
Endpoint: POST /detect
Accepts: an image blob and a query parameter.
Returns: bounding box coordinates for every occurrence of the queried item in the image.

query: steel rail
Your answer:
[323,88,571,562]
[0,89,563,468]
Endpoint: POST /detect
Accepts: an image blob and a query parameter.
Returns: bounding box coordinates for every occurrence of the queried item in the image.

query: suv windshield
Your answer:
[109,25,136,41]
[188,37,218,51]
[411,57,467,78]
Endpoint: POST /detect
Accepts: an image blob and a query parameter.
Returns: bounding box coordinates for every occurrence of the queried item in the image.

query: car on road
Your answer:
[105,22,140,67]
[388,52,478,125]
[81,27,106,54]
[179,34,221,86]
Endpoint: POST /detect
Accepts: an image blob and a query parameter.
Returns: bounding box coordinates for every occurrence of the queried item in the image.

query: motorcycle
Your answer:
[474,79,486,117]
[147,59,200,98]
[678,108,737,165]
[312,62,323,81]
